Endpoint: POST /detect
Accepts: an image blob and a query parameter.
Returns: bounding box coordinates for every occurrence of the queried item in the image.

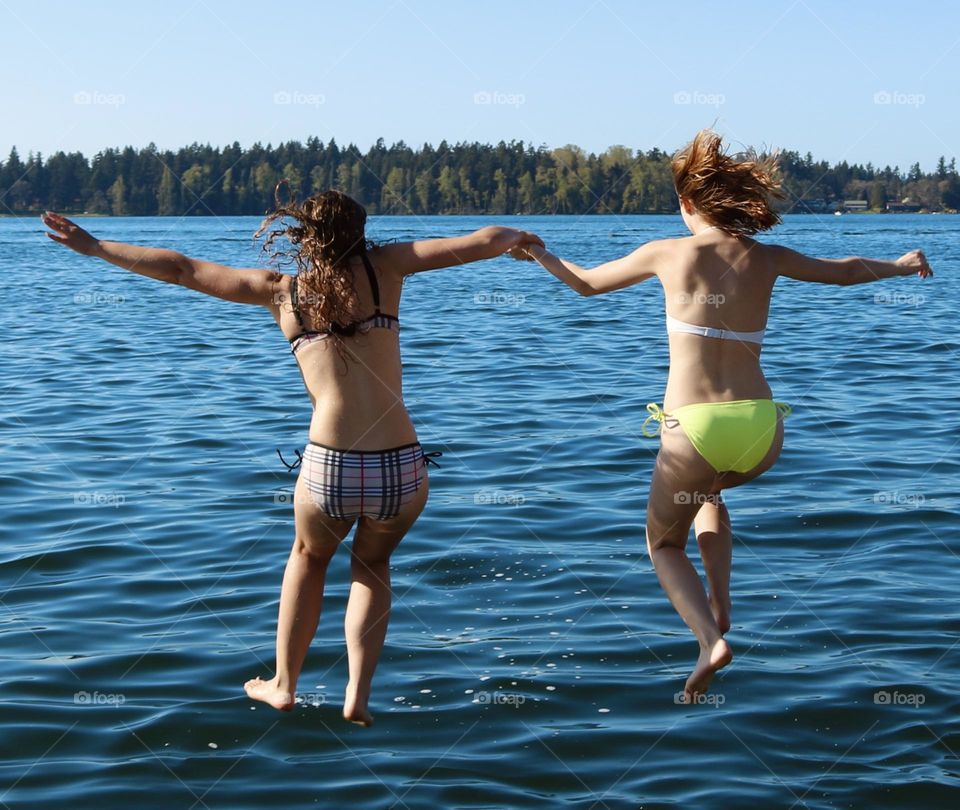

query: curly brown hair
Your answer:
[671,129,784,236]
[255,184,376,334]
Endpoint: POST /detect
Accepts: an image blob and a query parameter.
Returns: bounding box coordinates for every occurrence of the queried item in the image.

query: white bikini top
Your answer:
[665,225,766,345]
[666,314,766,346]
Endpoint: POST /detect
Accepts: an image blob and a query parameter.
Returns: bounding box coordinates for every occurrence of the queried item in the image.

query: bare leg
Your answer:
[646,431,731,703]
[694,496,732,634]
[245,475,353,711]
[646,528,732,703]
[646,416,786,702]
[693,418,785,638]
[342,479,428,726]
[342,555,392,726]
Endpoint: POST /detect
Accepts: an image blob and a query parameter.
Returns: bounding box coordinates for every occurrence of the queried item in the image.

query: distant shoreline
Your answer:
[6,137,957,216]
[6,210,955,219]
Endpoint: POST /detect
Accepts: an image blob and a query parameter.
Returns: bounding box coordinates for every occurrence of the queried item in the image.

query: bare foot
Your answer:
[709,593,732,635]
[244,676,294,712]
[683,639,732,704]
[343,681,373,727]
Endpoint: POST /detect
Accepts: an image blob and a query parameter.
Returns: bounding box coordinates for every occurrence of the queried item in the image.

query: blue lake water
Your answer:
[1,213,959,808]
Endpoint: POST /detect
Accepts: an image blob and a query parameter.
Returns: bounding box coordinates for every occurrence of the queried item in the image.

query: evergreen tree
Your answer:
[517,171,538,213]
[157,166,178,215]
[413,169,434,213]
[108,175,128,215]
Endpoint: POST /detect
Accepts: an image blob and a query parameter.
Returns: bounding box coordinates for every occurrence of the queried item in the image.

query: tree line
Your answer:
[1,137,958,216]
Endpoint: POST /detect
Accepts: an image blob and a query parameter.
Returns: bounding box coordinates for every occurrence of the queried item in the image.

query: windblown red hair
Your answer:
[672,129,784,235]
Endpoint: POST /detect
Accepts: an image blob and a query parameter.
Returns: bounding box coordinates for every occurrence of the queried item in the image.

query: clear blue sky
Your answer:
[2,0,957,170]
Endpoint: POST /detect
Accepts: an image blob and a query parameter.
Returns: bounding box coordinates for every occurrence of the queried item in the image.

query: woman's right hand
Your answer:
[486,227,544,257]
[896,250,933,278]
[42,211,100,256]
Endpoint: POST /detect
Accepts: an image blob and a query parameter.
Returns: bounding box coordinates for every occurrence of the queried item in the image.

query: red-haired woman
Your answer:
[515,130,932,703]
[42,199,541,725]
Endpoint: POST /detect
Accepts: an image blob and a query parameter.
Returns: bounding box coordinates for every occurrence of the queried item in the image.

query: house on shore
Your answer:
[840,200,869,212]
[886,201,922,213]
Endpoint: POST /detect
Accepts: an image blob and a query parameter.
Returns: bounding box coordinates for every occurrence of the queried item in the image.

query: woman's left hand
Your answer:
[895,249,933,279]
[42,211,100,256]
[508,241,547,262]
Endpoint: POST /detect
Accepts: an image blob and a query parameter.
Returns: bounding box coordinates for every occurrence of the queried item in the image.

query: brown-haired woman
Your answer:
[514,129,932,704]
[42,199,542,725]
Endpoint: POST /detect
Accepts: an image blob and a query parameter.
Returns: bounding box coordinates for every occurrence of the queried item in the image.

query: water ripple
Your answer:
[1,214,958,808]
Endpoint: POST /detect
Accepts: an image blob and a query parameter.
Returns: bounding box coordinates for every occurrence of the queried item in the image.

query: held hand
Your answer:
[489,227,544,257]
[42,211,99,256]
[896,250,933,279]
[508,241,547,262]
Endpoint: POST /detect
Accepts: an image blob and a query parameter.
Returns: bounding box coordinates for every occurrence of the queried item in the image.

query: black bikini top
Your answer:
[289,253,400,353]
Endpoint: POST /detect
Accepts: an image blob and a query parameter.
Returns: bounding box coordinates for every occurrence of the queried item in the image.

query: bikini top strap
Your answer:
[359,252,382,313]
[289,275,305,329]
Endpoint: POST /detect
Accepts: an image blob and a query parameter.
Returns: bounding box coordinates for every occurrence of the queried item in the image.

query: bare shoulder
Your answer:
[642,237,677,254]
[655,235,700,255]
[276,272,295,296]
[762,242,793,262]
[646,235,694,271]
[368,242,408,275]
[269,273,296,316]
[625,237,676,268]
[762,242,811,275]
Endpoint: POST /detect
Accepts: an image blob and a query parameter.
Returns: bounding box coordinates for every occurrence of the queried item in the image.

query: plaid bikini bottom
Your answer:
[299,441,431,521]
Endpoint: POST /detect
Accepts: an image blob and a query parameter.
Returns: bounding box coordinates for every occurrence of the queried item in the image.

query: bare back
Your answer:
[271,247,417,450]
[658,233,778,410]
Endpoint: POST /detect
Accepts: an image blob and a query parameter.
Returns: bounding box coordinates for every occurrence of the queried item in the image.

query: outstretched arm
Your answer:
[378,226,544,275]
[516,240,667,296]
[772,244,933,285]
[42,212,281,306]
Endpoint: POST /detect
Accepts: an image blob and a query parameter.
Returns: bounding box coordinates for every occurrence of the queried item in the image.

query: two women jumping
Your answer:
[43,128,932,718]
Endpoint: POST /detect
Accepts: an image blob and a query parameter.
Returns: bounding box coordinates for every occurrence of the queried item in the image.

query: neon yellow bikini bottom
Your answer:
[642,399,792,474]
